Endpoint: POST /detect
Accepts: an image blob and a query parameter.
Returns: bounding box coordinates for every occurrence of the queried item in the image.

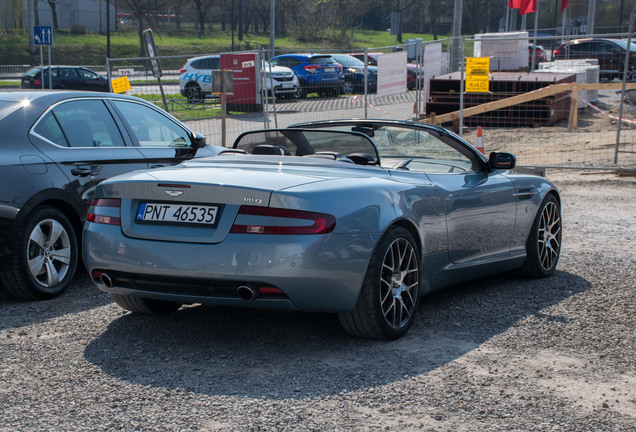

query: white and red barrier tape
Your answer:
[578,97,636,125]
[349,95,393,115]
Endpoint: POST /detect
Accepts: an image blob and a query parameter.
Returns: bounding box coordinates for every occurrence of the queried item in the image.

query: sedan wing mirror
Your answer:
[191,131,207,150]
[489,152,516,170]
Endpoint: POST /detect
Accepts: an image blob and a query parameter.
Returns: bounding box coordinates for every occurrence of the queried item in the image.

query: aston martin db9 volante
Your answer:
[83,120,562,339]
[0,91,215,300]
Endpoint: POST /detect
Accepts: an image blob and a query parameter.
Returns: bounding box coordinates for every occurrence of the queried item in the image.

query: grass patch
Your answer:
[0,28,437,66]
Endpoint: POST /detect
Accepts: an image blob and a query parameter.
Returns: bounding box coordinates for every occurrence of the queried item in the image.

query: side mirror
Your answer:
[191,131,207,150]
[489,152,516,170]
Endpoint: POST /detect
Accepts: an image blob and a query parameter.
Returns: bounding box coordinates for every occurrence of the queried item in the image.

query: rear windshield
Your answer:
[613,40,636,52]
[331,55,365,67]
[24,68,41,77]
[309,56,336,65]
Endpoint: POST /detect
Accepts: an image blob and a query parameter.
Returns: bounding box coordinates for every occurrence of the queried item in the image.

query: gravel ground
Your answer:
[1,169,635,432]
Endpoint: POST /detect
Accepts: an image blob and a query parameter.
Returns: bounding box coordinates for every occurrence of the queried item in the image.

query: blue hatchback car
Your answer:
[270,54,344,99]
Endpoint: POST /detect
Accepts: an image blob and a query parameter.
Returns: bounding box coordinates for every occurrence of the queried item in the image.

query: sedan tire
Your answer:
[0,206,77,300]
[520,194,562,278]
[339,226,420,339]
[112,294,182,314]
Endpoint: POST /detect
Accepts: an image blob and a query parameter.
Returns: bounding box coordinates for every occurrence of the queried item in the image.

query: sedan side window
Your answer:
[34,99,125,148]
[78,69,99,79]
[33,112,68,146]
[112,100,191,148]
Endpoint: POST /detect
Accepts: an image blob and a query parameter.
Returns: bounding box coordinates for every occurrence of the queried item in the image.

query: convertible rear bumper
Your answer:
[83,224,379,312]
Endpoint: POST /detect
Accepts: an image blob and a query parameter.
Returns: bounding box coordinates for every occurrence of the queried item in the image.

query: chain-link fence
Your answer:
[103,31,635,170]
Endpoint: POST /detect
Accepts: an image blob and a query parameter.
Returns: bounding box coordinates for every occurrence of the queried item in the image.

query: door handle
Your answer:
[150,164,165,169]
[71,168,92,177]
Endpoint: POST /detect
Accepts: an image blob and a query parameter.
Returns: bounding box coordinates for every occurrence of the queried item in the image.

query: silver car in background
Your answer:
[83,120,562,339]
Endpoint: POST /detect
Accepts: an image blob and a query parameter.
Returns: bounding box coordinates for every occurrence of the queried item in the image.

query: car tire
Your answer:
[626,64,636,82]
[185,84,203,103]
[338,226,420,340]
[0,206,78,300]
[520,194,562,278]
[112,293,182,314]
[293,86,306,100]
[343,79,355,95]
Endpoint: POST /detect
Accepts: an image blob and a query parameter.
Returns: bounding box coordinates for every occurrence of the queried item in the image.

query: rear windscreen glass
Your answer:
[309,56,336,65]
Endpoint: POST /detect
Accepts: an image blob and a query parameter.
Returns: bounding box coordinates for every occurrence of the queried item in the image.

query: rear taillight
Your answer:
[304,65,321,74]
[33,78,41,86]
[230,206,335,235]
[179,63,188,74]
[87,198,121,226]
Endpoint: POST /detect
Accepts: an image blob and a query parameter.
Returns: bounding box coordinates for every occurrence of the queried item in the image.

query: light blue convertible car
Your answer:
[82,120,561,339]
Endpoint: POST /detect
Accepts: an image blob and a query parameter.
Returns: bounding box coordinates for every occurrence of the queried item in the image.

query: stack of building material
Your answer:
[425,71,576,127]
[474,32,529,71]
[538,60,600,107]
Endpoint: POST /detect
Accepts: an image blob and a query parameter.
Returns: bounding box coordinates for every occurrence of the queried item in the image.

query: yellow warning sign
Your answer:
[111,76,131,94]
[466,57,490,93]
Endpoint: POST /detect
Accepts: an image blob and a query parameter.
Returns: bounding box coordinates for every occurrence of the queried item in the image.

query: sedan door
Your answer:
[29,98,148,209]
[76,68,109,92]
[108,99,213,168]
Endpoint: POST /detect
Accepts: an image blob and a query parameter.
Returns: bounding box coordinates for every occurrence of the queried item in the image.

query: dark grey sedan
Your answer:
[21,66,110,92]
[0,91,217,300]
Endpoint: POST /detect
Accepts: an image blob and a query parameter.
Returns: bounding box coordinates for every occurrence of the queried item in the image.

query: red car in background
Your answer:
[529,44,548,65]
[350,53,424,90]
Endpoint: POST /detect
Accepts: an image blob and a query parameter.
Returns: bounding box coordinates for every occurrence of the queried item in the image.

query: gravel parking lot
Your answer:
[1,169,635,431]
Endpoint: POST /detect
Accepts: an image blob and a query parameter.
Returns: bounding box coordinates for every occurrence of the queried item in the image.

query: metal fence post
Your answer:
[221,70,227,148]
[615,12,634,164]
[364,47,368,119]
[459,36,465,136]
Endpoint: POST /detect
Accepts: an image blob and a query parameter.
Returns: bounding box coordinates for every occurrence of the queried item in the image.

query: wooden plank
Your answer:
[422,84,572,125]
[421,82,636,126]
[568,84,579,130]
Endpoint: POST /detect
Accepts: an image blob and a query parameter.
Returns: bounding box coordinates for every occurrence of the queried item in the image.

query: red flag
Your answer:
[519,0,536,15]
[561,0,568,13]
[509,0,522,8]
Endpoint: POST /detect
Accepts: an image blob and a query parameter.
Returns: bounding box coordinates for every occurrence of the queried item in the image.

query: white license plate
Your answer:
[324,67,335,73]
[282,83,293,88]
[136,203,218,225]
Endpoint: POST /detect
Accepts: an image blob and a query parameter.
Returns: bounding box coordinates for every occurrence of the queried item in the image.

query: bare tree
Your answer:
[193,0,216,37]
[419,0,450,40]
[115,0,169,56]
[318,0,374,42]
[44,0,60,30]
[385,0,416,42]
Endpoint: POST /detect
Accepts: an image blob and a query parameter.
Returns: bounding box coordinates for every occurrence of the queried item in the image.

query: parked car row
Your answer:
[179,53,393,101]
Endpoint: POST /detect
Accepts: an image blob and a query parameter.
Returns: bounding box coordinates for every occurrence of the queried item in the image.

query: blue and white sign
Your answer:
[34,26,53,46]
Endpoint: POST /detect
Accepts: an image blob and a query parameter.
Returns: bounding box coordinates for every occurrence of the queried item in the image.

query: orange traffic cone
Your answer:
[474,126,485,154]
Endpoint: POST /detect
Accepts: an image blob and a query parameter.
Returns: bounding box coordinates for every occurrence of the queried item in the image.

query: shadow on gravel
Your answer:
[83,269,589,400]
[0,271,113,330]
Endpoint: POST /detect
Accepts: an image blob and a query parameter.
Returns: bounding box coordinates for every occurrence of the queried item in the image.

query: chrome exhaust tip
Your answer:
[100,273,114,288]
[237,284,260,301]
